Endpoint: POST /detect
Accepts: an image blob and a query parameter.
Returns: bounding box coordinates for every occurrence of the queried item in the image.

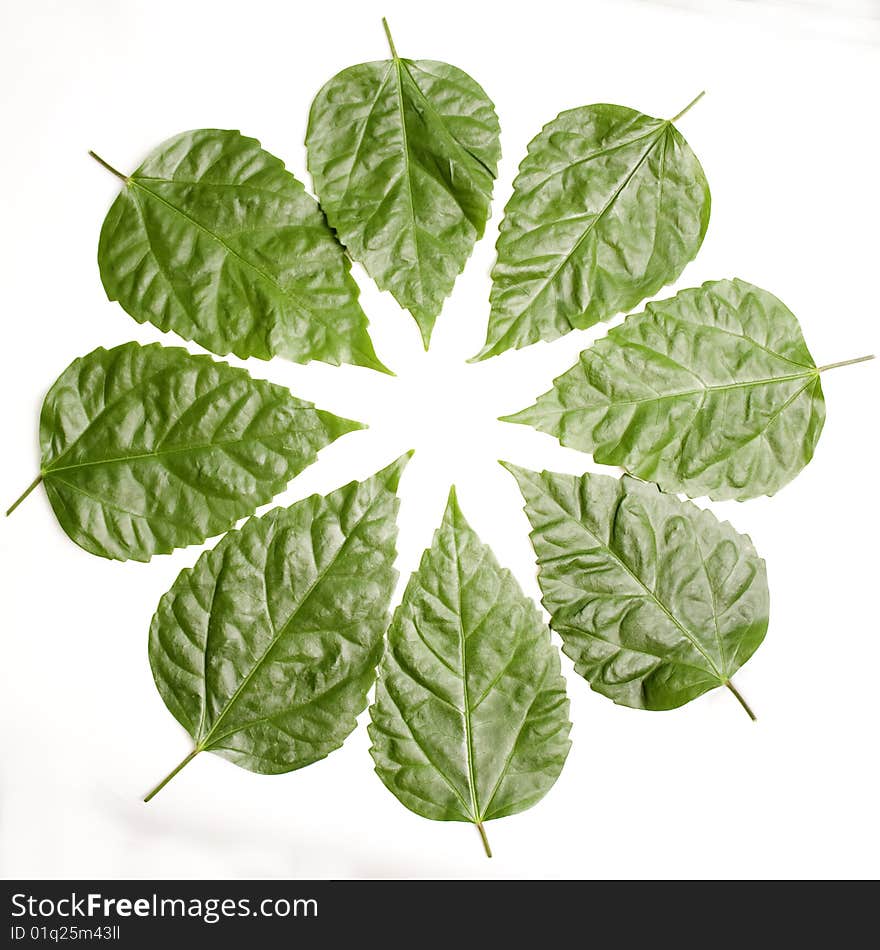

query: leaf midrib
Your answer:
[134,176,299,199]
[556,368,818,414]
[451,516,482,824]
[391,57,426,306]
[44,424,316,476]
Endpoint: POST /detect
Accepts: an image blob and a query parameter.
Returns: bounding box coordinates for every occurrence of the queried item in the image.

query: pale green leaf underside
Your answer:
[149,454,410,774]
[504,279,825,501]
[474,102,710,360]
[505,465,768,711]
[38,342,363,561]
[97,129,389,372]
[369,489,571,826]
[307,51,500,347]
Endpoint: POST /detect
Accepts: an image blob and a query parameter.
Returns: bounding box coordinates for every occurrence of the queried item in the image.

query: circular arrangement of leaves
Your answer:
[7,21,872,857]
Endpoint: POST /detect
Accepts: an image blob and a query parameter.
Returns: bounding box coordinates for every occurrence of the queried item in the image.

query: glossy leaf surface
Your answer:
[505,465,768,712]
[306,22,501,347]
[96,129,388,371]
[369,489,571,854]
[36,342,363,561]
[148,455,409,789]
[474,100,709,360]
[504,279,825,500]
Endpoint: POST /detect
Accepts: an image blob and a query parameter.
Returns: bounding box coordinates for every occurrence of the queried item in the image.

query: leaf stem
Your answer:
[143,748,200,802]
[6,475,42,516]
[475,821,493,858]
[88,150,129,183]
[670,90,706,123]
[725,679,756,721]
[817,354,875,373]
[381,17,398,59]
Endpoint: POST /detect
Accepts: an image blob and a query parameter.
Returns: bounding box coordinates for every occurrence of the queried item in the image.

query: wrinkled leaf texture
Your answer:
[505,465,768,712]
[474,99,709,360]
[148,454,410,788]
[370,488,571,854]
[504,279,826,500]
[36,342,363,561]
[306,21,501,347]
[96,129,389,371]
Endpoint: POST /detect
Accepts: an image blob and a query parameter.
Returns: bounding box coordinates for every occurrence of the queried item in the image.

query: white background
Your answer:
[1,0,878,880]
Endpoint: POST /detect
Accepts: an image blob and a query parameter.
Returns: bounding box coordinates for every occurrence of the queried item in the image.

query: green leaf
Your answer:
[472,96,710,360]
[503,278,839,501]
[93,129,390,372]
[306,19,501,347]
[503,464,767,717]
[369,488,571,856]
[146,454,411,799]
[8,341,365,561]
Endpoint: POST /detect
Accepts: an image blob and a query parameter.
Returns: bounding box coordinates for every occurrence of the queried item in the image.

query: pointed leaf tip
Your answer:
[372,360,397,377]
[352,341,395,376]
[319,411,368,439]
[376,451,414,491]
[442,485,470,530]
[498,460,532,483]
[364,343,396,376]
[417,320,434,351]
[498,406,535,425]
[467,347,492,364]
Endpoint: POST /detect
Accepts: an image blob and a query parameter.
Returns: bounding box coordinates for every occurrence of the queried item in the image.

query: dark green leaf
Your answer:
[473,97,710,360]
[306,20,501,347]
[14,342,364,561]
[504,465,767,716]
[146,454,410,798]
[369,488,571,856]
[94,129,389,372]
[503,279,829,500]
